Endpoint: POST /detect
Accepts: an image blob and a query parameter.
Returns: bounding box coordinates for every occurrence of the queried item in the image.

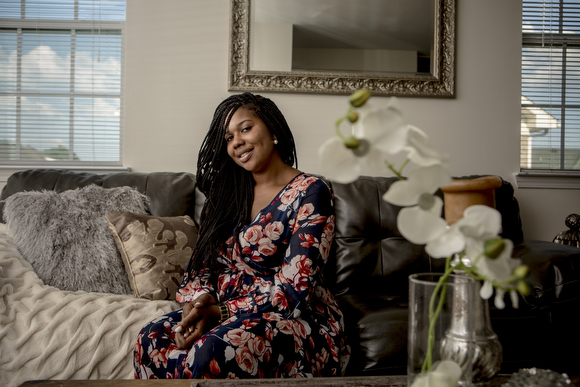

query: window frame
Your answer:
[518,0,580,189]
[0,1,127,179]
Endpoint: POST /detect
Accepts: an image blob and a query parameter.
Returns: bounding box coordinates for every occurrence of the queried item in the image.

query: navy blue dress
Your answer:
[134,173,350,379]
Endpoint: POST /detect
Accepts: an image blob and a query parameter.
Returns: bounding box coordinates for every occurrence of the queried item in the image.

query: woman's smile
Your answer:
[238,149,253,163]
[225,108,280,173]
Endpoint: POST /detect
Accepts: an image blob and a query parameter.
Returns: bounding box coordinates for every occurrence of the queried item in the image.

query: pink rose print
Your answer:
[296,203,314,222]
[257,237,277,256]
[288,218,300,235]
[225,329,254,347]
[264,221,284,241]
[229,297,253,313]
[147,331,159,340]
[209,358,221,376]
[263,312,282,322]
[299,233,319,249]
[248,336,268,359]
[254,291,270,307]
[150,347,169,368]
[271,287,289,309]
[312,215,329,225]
[265,326,275,342]
[286,255,313,292]
[242,225,263,247]
[280,187,299,206]
[313,348,330,376]
[240,318,259,330]
[251,250,265,262]
[292,320,309,339]
[236,346,258,375]
[218,273,233,294]
[320,223,334,259]
[296,176,317,190]
[259,212,272,224]
[276,320,294,335]
[234,260,256,276]
[326,334,340,361]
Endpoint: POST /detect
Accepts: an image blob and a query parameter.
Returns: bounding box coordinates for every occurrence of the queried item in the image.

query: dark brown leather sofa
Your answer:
[1,169,579,377]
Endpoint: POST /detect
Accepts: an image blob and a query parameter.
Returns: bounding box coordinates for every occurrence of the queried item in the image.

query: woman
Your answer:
[134,92,350,379]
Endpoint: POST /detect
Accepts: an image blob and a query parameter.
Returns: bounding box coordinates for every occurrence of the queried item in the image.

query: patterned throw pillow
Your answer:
[3,185,150,294]
[106,211,198,300]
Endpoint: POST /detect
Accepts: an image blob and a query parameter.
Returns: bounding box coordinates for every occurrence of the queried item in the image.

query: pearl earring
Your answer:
[273,138,278,145]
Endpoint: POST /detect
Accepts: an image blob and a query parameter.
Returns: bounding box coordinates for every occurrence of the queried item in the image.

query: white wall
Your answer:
[123,0,578,242]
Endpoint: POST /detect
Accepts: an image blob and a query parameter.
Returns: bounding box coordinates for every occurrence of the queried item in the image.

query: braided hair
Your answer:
[190,92,298,275]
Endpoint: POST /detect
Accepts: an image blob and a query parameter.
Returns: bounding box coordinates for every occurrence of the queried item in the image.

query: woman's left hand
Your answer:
[174,294,220,349]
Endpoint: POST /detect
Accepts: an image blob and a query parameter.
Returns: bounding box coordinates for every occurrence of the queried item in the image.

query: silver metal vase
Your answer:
[441,277,503,384]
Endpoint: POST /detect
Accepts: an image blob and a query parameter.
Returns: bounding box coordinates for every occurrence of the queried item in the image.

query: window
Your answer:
[521,0,580,174]
[0,0,125,167]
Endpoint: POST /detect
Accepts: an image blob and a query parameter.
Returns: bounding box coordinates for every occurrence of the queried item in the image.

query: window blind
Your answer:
[521,0,580,171]
[0,0,125,166]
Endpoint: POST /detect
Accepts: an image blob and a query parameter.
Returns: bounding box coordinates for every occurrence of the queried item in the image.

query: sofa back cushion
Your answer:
[325,175,524,298]
[327,176,434,298]
[0,169,199,221]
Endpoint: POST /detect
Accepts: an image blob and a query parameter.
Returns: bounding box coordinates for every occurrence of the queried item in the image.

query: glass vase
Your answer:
[408,273,476,387]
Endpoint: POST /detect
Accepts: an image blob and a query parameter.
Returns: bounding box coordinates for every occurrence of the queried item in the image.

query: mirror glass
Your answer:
[229,0,455,97]
[250,0,434,75]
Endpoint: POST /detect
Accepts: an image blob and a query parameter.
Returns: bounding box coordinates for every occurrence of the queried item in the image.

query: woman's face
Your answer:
[224,107,279,174]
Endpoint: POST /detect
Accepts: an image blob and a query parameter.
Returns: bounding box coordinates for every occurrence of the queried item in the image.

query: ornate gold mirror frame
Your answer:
[228,0,456,97]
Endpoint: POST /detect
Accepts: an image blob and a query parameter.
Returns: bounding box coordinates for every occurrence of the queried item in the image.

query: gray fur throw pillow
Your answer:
[3,184,150,294]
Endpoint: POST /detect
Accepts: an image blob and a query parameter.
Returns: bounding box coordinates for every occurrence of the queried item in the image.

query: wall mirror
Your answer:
[229,0,455,97]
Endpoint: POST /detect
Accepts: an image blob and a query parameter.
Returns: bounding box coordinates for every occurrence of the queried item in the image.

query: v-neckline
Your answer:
[248,172,304,225]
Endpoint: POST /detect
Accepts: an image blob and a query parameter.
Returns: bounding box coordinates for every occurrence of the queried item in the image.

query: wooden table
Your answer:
[18,374,580,387]
[20,376,403,387]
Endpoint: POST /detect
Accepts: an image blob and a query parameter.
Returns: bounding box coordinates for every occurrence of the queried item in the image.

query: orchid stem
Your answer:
[386,158,410,180]
[422,256,454,373]
[334,116,348,141]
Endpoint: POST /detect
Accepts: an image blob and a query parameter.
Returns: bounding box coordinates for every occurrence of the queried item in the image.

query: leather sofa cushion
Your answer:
[0,169,198,221]
[338,294,408,376]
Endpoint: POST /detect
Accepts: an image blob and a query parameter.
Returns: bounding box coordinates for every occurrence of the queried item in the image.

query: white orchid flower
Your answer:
[455,205,523,308]
[404,125,451,168]
[383,165,451,207]
[318,136,385,184]
[318,98,407,184]
[411,360,462,387]
[352,98,408,156]
[383,165,463,257]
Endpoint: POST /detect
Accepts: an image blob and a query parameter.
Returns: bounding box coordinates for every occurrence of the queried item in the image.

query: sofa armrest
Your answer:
[513,240,580,309]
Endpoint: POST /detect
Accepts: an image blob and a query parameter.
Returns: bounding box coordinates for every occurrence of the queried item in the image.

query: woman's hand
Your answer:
[174,294,220,350]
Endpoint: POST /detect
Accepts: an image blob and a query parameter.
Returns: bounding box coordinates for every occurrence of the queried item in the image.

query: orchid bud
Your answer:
[514,265,529,279]
[343,136,361,149]
[484,237,505,259]
[346,109,358,123]
[516,280,531,296]
[349,88,371,108]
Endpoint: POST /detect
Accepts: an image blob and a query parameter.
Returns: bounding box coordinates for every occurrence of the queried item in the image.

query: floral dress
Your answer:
[134,173,350,379]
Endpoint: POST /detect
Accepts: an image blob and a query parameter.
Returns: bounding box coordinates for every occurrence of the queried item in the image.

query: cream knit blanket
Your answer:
[0,223,179,387]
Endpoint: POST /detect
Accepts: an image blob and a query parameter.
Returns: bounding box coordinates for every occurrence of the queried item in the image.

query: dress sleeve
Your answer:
[176,266,217,304]
[224,179,335,319]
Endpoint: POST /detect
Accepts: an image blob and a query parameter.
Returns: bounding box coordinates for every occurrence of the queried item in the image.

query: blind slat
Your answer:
[0,0,125,165]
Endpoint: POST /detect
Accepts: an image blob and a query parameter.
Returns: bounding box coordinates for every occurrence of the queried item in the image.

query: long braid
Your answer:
[189,93,297,275]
